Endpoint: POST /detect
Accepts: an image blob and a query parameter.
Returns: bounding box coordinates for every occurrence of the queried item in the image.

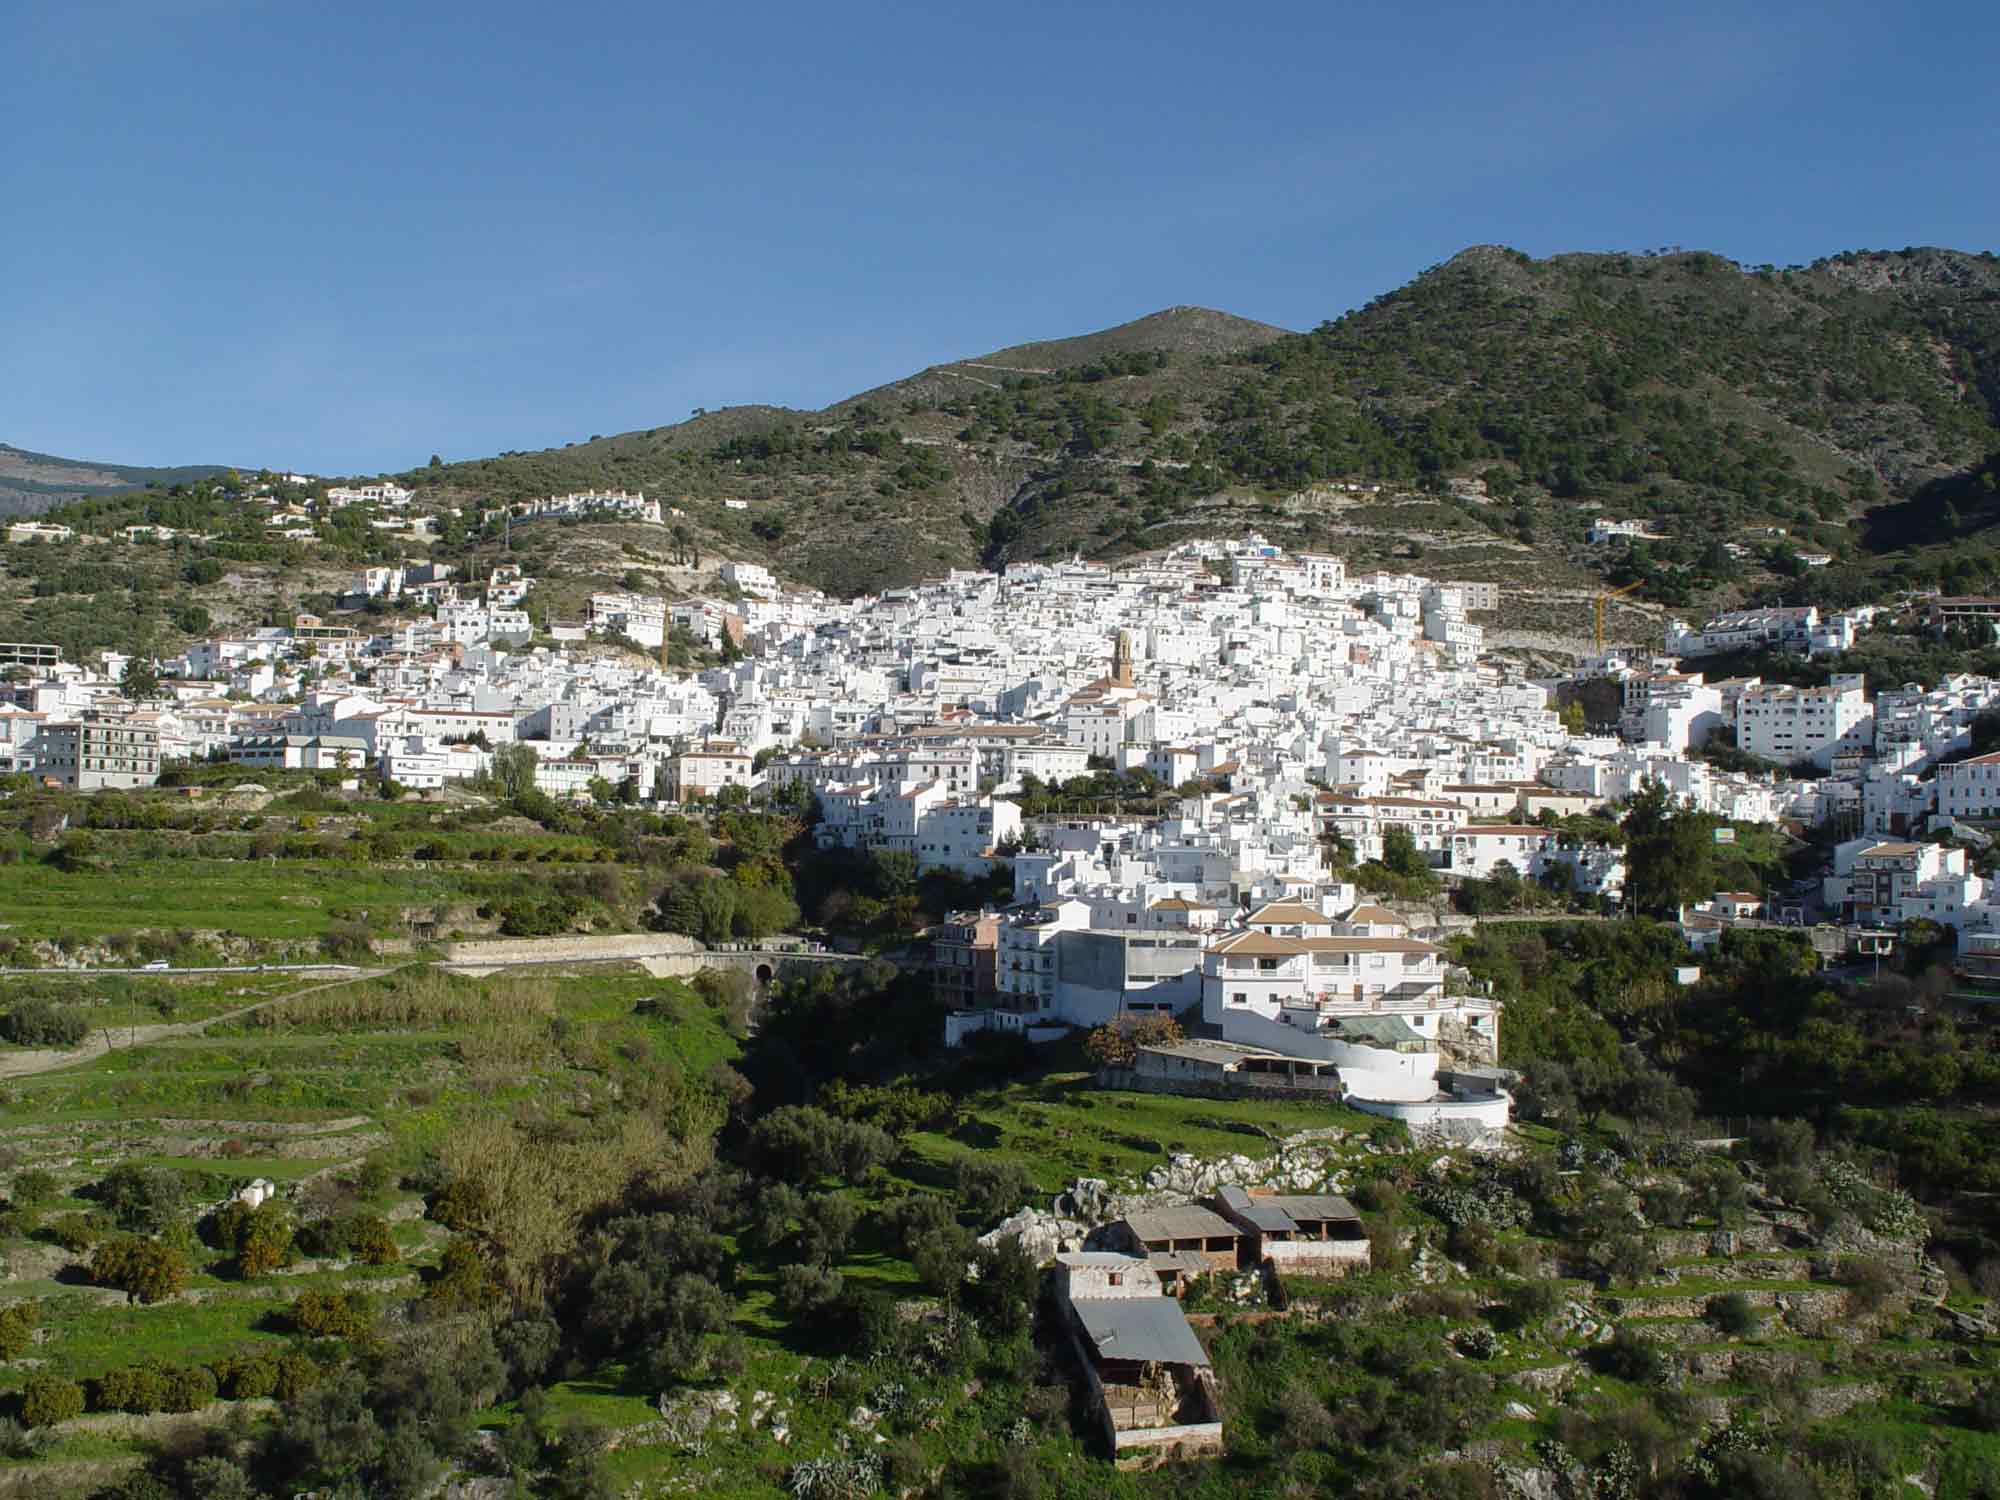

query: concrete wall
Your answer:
[444,933,703,965]
[1112,1417,1225,1466]
[1266,1240,1370,1274]
[441,934,877,987]
[1346,1092,1511,1129]
[1097,1067,1346,1104]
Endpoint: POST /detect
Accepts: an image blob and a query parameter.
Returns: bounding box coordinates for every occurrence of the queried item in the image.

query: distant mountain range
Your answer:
[0,444,232,517]
[20,244,2000,602]
[410,246,2000,595]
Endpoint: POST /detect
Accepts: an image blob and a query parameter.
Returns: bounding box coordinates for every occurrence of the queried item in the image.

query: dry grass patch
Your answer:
[253,970,553,1031]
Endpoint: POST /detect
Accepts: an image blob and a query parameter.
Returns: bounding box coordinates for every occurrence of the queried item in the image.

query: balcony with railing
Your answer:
[1301,983,1494,1016]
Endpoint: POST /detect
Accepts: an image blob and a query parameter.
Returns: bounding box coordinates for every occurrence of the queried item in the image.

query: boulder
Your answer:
[979,1207,1088,1264]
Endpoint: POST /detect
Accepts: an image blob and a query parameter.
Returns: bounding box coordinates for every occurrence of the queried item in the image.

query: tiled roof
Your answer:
[1208,930,1311,957]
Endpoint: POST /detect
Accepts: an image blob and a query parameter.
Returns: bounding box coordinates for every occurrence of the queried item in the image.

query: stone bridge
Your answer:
[636,947,882,986]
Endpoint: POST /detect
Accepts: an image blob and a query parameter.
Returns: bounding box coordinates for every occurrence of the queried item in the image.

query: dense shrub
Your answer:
[1593,1326,1669,1385]
[272,1350,323,1401]
[89,1236,189,1303]
[290,1289,377,1340]
[1494,1278,1565,1333]
[349,1213,399,1265]
[1748,1116,1816,1165]
[1970,1378,2000,1434]
[954,1157,1031,1222]
[211,1199,295,1277]
[1446,1220,1505,1274]
[0,1302,36,1359]
[1706,1292,1763,1337]
[91,1363,169,1414]
[319,921,375,963]
[1363,1218,1411,1276]
[881,1192,960,1253]
[161,1368,220,1416]
[44,1213,103,1253]
[1591,1234,1655,1287]
[429,1177,493,1232]
[93,1163,189,1234]
[1837,1254,1901,1314]
[1405,1288,1480,1321]
[815,1079,955,1137]
[425,1238,499,1308]
[18,1373,83,1427]
[215,1354,280,1400]
[775,1263,844,1319]
[1272,1379,1339,1452]
[9,1170,59,1208]
[0,1002,89,1048]
[747,1106,893,1186]
[1639,1181,1691,1228]
[1082,1013,1184,1068]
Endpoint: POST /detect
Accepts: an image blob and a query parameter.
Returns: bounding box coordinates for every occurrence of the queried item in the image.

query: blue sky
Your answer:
[5,0,1997,476]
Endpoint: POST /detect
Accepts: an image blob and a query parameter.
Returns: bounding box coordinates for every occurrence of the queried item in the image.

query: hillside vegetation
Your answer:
[395,246,2000,600]
[17,245,2000,610]
[0,445,231,517]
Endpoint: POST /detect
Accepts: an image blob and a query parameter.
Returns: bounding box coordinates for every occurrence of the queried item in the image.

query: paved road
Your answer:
[0,968,395,1082]
[0,964,363,980]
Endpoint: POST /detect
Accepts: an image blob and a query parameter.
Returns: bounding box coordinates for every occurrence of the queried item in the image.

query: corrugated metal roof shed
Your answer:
[1071,1297,1210,1367]
[1261,1193,1360,1222]
[1235,1202,1297,1232]
[1122,1206,1241,1242]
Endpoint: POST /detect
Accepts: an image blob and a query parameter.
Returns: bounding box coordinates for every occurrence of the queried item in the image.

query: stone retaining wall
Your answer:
[1603,1287,1850,1321]
[443,933,704,965]
[1096,1067,1348,1105]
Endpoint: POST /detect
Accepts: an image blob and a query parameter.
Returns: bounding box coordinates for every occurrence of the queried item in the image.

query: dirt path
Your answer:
[0,968,398,1082]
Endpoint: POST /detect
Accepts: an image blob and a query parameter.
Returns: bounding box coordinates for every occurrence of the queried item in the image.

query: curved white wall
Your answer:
[1346,1092,1512,1130]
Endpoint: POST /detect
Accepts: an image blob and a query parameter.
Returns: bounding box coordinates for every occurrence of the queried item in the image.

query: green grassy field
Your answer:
[0,962,738,1441]
[898,1056,1377,1194]
[0,958,1991,1497]
[0,856,522,944]
[0,972,308,1028]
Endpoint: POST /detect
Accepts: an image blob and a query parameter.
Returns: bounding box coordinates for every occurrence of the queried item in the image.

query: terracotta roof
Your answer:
[1244,901,1330,926]
[1302,936,1441,956]
[1344,903,1406,925]
[1208,930,1311,957]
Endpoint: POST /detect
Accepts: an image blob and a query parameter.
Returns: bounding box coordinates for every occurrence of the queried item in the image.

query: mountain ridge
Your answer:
[403,245,2000,597]
[21,246,2000,606]
[0,443,234,518]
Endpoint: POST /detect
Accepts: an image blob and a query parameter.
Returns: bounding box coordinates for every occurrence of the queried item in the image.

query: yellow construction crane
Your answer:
[1595,579,1645,652]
